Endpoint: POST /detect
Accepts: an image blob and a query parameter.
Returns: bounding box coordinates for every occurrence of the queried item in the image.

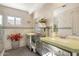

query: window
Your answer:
[16,17,21,25]
[8,16,21,25]
[8,16,15,25]
[0,15,3,25]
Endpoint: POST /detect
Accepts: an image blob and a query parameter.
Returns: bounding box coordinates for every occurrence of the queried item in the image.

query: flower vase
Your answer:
[11,40,19,49]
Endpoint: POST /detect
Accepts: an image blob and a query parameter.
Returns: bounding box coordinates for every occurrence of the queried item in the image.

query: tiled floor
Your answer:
[4,47,39,56]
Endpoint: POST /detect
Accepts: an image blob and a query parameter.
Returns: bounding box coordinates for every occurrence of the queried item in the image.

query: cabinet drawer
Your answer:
[42,43,53,51]
[42,42,70,56]
[52,46,70,56]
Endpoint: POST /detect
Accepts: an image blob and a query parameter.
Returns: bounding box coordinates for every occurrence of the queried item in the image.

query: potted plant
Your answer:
[39,18,47,23]
[8,33,23,49]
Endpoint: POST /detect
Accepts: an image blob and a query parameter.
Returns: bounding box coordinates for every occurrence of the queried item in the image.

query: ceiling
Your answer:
[0,3,45,14]
[1,3,78,15]
[0,3,66,14]
[53,3,79,16]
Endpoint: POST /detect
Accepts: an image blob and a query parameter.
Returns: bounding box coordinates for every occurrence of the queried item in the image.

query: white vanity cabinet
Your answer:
[26,33,36,51]
[36,42,53,56]
[42,42,54,55]
[26,34,30,48]
[42,42,71,56]
[26,33,42,53]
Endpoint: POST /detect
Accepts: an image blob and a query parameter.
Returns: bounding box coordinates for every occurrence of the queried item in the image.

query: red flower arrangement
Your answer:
[8,33,23,41]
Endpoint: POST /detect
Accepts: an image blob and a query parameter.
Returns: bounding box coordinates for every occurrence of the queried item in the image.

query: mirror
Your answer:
[53,6,79,37]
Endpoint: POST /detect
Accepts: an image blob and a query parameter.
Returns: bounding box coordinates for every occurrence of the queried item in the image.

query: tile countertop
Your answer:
[40,37,79,53]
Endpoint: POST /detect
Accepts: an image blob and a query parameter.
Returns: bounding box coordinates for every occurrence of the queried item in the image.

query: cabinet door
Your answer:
[26,35,30,46]
[42,42,71,56]
[51,46,70,56]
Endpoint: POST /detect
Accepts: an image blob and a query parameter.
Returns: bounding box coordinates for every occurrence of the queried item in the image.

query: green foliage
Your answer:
[39,18,47,23]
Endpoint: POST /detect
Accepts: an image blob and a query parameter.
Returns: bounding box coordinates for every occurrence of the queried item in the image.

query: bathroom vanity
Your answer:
[26,33,37,52]
[41,37,79,56]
